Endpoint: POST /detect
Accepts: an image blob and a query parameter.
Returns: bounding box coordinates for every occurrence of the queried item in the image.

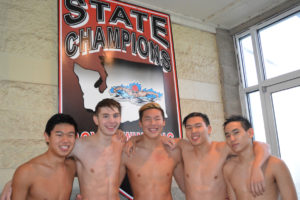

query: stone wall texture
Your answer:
[0,0,226,199]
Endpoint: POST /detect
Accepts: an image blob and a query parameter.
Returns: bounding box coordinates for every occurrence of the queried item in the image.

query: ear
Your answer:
[207,125,212,136]
[44,132,50,143]
[139,120,142,128]
[247,128,254,138]
[93,114,99,126]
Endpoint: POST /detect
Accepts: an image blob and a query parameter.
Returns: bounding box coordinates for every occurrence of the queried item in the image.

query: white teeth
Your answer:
[60,145,69,150]
[191,135,200,140]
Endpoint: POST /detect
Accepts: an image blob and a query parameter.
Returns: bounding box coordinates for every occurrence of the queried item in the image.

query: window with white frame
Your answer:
[234,6,300,198]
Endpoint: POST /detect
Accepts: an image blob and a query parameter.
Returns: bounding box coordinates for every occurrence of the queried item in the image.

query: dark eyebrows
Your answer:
[186,122,202,127]
[232,128,239,133]
[224,128,239,136]
[55,130,75,134]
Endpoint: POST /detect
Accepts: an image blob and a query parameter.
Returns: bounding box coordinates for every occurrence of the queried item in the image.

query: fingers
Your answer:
[0,185,12,200]
[250,179,265,197]
[169,139,176,150]
[124,141,135,157]
[76,194,83,200]
[161,137,176,150]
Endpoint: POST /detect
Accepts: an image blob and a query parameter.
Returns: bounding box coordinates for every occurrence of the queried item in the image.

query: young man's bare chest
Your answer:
[28,167,74,200]
[126,146,177,179]
[182,145,227,183]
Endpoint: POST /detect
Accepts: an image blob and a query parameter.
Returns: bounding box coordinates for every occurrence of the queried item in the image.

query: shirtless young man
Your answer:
[1,99,126,200]
[10,113,77,200]
[173,112,269,200]
[119,103,184,200]
[223,115,297,200]
[70,98,125,200]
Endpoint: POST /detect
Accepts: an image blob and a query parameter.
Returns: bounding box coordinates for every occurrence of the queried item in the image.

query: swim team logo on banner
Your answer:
[58,0,182,198]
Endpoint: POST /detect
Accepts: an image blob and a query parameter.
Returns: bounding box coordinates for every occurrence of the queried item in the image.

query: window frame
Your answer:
[234,5,300,156]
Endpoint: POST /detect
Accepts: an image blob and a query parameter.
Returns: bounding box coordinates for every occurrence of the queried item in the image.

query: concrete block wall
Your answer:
[0,0,226,198]
[173,24,225,142]
[216,28,242,118]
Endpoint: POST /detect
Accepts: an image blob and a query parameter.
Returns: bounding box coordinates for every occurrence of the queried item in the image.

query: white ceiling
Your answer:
[121,0,290,32]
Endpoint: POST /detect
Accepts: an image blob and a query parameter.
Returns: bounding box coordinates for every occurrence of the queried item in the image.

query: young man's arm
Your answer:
[223,163,237,200]
[11,165,31,200]
[273,158,297,200]
[119,153,127,186]
[0,180,12,200]
[161,137,180,150]
[173,157,185,193]
[250,141,270,196]
[123,135,143,156]
[224,141,270,197]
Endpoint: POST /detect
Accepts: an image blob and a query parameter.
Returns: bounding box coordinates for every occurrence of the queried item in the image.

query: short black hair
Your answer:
[223,115,252,131]
[183,112,210,127]
[45,113,78,136]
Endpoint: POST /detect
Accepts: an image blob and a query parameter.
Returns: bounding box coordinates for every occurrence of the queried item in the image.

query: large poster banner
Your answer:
[59,0,182,198]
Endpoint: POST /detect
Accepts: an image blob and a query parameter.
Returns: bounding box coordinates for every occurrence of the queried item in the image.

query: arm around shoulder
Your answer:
[173,159,185,193]
[223,162,237,200]
[248,141,271,196]
[252,141,270,168]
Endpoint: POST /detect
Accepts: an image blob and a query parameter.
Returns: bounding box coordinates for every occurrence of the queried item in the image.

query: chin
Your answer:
[145,133,160,138]
[191,141,200,146]
[104,128,117,135]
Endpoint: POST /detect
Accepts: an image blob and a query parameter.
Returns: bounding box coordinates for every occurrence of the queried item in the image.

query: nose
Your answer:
[108,115,117,123]
[191,126,198,133]
[61,134,71,143]
[230,134,235,141]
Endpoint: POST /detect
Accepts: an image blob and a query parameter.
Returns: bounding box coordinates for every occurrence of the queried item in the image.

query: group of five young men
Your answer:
[0,98,297,200]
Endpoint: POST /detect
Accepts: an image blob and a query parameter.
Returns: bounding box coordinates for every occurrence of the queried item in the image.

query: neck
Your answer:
[95,130,113,145]
[194,139,212,154]
[44,151,66,166]
[237,143,255,162]
[141,135,163,149]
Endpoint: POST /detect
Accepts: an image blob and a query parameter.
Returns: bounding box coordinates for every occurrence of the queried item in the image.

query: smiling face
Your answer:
[224,121,253,153]
[45,123,76,157]
[93,106,121,136]
[185,116,211,146]
[139,108,165,139]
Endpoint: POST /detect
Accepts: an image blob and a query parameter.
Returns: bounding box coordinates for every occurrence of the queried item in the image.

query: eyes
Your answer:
[143,116,163,122]
[55,132,75,137]
[225,130,240,138]
[186,123,202,130]
[102,113,120,119]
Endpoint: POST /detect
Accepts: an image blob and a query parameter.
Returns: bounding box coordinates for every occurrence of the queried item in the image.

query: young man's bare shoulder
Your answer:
[214,141,228,151]
[179,139,190,146]
[266,156,286,171]
[65,157,76,171]
[14,155,49,178]
[76,134,97,144]
[179,139,192,151]
[71,135,96,156]
[15,161,35,176]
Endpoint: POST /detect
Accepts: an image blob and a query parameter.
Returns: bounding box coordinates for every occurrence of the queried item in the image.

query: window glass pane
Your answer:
[259,12,300,79]
[247,91,266,142]
[240,36,258,87]
[272,86,300,197]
